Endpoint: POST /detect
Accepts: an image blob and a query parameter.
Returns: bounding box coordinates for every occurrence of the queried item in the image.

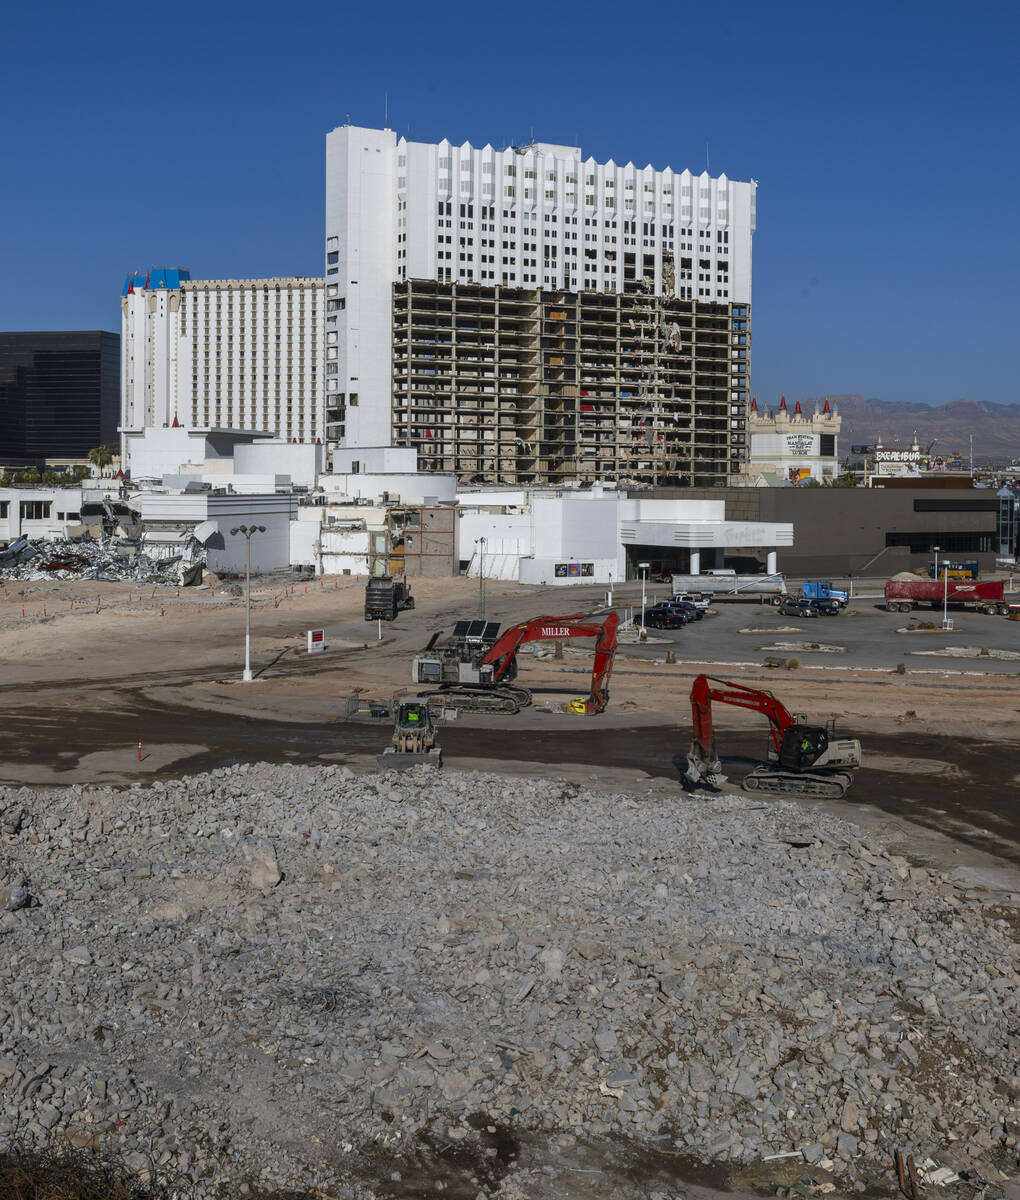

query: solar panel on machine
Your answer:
[484,622,501,640]
[452,620,472,637]
[466,620,488,638]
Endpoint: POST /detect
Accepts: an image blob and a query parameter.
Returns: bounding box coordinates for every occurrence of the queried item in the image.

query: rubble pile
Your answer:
[0,765,1016,1198]
[0,536,201,585]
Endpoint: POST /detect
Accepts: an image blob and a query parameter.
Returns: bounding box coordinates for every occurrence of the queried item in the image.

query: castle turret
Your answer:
[744,394,842,483]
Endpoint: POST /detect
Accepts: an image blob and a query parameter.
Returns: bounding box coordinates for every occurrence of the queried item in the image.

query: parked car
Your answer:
[640,604,688,629]
[777,597,819,619]
[662,598,703,621]
[807,596,841,616]
[672,592,711,613]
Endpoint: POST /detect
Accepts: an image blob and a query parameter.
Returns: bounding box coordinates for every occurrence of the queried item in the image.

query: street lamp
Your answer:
[933,544,948,626]
[638,560,650,636]
[230,524,266,682]
[476,536,487,620]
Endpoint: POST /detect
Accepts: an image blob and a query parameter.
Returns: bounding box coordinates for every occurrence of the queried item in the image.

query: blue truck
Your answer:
[802,580,849,608]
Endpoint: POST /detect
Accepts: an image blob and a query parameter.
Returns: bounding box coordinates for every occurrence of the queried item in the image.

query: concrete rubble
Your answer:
[0,535,202,585]
[0,764,1016,1197]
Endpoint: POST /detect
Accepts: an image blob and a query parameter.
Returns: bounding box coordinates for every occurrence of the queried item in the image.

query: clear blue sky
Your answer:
[2,0,1017,408]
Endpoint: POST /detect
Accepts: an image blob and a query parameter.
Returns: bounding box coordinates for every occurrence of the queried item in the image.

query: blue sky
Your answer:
[2,0,1017,408]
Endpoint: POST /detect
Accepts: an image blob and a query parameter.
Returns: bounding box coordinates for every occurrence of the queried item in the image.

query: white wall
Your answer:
[324,126,396,448]
[235,442,324,488]
[0,487,85,541]
[134,493,296,573]
[161,473,292,495]
[321,526,371,576]
[125,427,208,479]
[458,509,534,560]
[332,445,416,473]
[519,557,618,586]
[322,471,457,504]
[290,519,320,568]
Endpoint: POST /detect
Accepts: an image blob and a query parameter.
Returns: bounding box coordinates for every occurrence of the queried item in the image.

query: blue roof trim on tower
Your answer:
[122,267,191,295]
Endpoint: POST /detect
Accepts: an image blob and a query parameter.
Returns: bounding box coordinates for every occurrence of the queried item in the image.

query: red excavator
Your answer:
[412,611,619,714]
[683,673,862,798]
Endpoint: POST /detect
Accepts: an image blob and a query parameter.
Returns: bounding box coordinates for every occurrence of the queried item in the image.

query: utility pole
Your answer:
[476,536,487,620]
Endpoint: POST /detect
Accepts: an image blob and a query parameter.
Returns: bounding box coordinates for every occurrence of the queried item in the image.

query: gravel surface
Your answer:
[0,764,1017,1198]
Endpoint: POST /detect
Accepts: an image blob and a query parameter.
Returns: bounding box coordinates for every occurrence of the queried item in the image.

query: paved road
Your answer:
[609,589,1020,674]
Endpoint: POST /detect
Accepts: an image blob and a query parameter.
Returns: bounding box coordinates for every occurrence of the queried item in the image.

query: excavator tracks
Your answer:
[425,684,533,715]
[743,767,854,799]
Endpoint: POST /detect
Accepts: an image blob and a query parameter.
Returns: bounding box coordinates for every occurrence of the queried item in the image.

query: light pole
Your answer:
[231,524,266,682]
[933,544,948,626]
[638,560,650,635]
[476,536,487,620]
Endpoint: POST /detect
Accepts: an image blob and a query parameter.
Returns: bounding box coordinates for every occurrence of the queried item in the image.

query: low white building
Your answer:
[457,485,793,584]
[323,446,457,504]
[134,492,297,574]
[0,486,86,542]
[124,426,324,489]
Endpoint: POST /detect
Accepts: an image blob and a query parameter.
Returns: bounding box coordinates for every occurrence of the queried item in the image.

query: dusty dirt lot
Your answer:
[2,572,1019,892]
[1,573,1018,1200]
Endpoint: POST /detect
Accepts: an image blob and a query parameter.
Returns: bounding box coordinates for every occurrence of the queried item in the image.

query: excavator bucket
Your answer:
[376,747,442,773]
[681,744,727,791]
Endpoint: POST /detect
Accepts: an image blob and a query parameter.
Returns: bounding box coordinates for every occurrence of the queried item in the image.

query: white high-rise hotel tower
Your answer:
[326,125,756,486]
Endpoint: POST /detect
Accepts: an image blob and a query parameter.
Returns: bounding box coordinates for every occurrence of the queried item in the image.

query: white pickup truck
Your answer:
[671,591,712,612]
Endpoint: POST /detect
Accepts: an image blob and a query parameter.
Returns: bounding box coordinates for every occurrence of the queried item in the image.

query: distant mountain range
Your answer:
[812,396,1020,462]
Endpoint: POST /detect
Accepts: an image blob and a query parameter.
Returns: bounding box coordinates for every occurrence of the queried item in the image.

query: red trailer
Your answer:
[884,578,1008,615]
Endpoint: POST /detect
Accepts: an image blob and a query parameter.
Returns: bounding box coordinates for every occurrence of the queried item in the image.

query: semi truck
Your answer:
[884,577,1008,615]
[802,580,849,608]
[671,573,788,604]
[364,575,415,621]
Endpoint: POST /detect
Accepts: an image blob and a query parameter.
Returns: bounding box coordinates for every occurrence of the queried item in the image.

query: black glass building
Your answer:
[0,331,119,465]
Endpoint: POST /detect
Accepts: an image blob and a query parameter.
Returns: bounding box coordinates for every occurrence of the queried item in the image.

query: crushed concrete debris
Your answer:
[0,536,202,585]
[0,764,1016,1198]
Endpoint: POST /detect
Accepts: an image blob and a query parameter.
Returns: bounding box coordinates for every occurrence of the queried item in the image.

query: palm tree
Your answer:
[88,445,114,475]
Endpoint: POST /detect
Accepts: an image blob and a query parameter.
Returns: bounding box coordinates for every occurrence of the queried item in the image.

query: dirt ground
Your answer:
[2,572,1018,1200]
[2,572,1018,903]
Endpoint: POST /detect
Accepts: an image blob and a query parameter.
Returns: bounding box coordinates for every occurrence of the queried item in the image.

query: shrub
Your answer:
[786,657,800,670]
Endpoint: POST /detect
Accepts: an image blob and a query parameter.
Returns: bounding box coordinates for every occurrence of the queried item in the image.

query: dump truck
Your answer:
[671,573,788,604]
[364,575,414,621]
[884,577,1008,615]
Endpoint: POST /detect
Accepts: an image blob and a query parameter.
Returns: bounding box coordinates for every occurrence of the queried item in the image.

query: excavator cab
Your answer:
[777,725,829,772]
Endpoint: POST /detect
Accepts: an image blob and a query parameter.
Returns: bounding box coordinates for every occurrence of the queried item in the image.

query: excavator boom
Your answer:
[690,674,796,766]
[483,611,619,714]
